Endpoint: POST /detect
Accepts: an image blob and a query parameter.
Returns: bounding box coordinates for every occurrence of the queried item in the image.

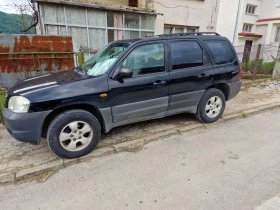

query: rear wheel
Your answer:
[47,110,101,159]
[195,89,226,123]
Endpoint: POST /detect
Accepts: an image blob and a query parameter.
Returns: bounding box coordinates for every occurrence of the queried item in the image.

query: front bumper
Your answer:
[2,108,51,145]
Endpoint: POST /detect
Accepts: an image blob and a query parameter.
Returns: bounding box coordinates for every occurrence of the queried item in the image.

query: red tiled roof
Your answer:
[257,17,280,22]
[238,32,262,38]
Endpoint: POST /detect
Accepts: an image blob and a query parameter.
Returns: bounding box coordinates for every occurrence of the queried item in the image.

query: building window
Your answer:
[276,27,280,42]
[129,0,138,7]
[164,25,198,34]
[107,12,154,42]
[242,23,253,32]
[42,4,155,52]
[246,4,257,14]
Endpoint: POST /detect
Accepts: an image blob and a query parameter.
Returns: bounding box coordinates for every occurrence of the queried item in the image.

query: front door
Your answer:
[167,39,214,115]
[109,42,169,123]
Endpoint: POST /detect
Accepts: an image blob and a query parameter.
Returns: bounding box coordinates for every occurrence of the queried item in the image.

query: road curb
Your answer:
[1,102,280,185]
[0,172,15,184]
[63,147,115,167]
[16,160,63,181]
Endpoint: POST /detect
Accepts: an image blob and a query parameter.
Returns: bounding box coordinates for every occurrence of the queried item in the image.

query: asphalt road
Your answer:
[1,109,280,210]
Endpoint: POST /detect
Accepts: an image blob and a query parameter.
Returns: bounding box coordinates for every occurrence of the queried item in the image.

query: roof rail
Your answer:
[158,32,220,37]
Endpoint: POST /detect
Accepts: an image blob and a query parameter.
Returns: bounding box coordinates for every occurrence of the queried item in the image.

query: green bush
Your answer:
[0,92,5,123]
[242,60,275,75]
[260,61,276,74]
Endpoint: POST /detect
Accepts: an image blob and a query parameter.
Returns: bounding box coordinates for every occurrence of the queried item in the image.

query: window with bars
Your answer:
[246,4,257,14]
[107,12,155,42]
[42,4,155,52]
[163,25,198,34]
[242,23,253,32]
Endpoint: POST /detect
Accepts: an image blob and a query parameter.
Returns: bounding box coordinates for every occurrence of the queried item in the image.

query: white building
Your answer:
[152,0,279,61]
[153,0,219,35]
[216,0,280,61]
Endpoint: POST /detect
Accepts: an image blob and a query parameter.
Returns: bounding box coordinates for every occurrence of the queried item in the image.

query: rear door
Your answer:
[109,41,170,123]
[167,39,214,115]
[203,40,239,82]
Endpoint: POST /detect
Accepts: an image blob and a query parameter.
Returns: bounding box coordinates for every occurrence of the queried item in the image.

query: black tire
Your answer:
[47,109,101,159]
[195,88,226,123]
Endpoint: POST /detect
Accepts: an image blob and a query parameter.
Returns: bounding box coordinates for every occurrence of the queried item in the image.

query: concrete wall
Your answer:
[256,24,268,44]
[259,0,280,18]
[216,0,239,43]
[257,0,280,44]
[77,0,128,6]
[154,0,220,35]
[69,0,152,9]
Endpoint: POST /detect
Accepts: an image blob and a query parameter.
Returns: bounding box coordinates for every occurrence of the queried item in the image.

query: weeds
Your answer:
[242,60,276,74]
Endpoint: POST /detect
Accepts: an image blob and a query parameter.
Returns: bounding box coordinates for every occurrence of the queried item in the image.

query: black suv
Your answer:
[3,32,242,158]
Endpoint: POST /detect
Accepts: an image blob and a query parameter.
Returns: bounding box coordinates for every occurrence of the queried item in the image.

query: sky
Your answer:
[0,0,29,14]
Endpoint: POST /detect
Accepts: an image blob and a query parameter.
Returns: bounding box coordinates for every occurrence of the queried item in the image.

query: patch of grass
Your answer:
[242,112,248,118]
[242,60,276,75]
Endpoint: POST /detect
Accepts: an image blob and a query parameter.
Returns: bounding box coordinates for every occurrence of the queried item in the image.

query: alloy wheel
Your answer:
[59,121,93,152]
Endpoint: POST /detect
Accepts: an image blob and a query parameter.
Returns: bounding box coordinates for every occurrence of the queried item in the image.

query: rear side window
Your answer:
[204,40,235,64]
[170,41,203,70]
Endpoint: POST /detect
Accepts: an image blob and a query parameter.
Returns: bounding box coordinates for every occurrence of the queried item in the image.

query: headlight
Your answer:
[8,96,30,113]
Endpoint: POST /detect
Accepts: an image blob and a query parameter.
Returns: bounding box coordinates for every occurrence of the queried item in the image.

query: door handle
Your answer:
[153,80,167,86]
[198,73,209,79]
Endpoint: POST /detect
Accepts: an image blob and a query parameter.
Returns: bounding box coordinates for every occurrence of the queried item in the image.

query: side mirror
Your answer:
[119,67,133,79]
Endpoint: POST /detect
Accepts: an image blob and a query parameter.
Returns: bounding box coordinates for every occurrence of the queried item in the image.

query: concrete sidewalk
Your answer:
[0,80,280,184]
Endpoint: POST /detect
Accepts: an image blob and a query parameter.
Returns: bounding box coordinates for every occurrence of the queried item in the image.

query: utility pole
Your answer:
[232,0,242,45]
[272,43,280,79]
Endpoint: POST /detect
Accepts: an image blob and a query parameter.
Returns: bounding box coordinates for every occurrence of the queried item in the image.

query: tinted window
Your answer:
[121,43,165,77]
[204,40,235,64]
[170,41,203,70]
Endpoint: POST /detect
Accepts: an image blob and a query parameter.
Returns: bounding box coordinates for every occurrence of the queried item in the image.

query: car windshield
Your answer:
[81,43,130,76]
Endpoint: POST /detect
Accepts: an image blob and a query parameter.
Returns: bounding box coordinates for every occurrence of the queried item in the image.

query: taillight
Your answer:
[238,65,242,80]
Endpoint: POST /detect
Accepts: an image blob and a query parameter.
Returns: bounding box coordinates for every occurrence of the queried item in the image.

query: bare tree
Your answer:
[12,0,38,33]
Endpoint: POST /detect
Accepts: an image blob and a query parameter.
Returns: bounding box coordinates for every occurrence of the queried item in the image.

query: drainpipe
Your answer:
[233,0,242,45]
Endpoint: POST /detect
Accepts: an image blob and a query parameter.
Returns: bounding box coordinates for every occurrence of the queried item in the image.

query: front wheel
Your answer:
[47,110,101,159]
[195,89,226,123]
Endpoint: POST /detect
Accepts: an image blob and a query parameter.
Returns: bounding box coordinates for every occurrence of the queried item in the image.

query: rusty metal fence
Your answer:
[0,35,75,89]
[0,52,77,89]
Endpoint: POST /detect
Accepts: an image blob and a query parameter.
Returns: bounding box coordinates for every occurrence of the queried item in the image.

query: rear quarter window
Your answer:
[204,40,236,64]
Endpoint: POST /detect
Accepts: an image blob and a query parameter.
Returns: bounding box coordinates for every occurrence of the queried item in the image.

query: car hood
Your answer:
[8,70,87,96]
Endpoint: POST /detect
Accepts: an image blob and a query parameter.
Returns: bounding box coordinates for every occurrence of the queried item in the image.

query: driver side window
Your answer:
[121,43,165,77]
